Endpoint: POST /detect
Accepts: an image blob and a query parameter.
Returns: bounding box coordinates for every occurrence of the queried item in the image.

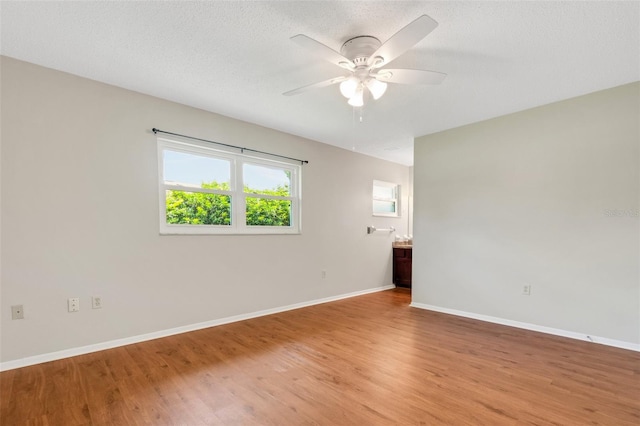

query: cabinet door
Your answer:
[393,248,412,288]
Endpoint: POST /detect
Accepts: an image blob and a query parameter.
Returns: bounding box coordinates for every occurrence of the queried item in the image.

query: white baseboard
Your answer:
[0,285,395,372]
[410,302,640,352]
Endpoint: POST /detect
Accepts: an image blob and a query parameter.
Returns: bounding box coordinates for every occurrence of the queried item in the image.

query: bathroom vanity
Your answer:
[392,243,412,288]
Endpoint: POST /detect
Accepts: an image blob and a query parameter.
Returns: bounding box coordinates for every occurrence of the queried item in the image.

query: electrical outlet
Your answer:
[11,305,24,320]
[92,296,102,309]
[522,285,532,296]
[321,270,326,279]
[68,297,80,312]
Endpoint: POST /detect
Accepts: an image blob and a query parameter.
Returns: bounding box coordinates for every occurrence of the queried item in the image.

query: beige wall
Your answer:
[413,82,639,346]
[0,56,410,365]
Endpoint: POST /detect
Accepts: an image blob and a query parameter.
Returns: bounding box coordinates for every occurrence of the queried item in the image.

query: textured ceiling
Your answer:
[1,1,639,165]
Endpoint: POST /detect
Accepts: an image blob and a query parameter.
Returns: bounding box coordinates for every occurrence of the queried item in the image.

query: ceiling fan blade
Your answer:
[367,15,438,68]
[283,76,348,96]
[291,34,355,69]
[375,69,446,85]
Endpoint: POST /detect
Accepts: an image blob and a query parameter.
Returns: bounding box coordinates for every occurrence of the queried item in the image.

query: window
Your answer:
[158,137,301,234]
[373,180,399,217]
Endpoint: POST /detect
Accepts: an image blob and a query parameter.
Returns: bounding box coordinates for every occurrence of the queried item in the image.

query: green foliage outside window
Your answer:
[245,197,291,226]
[165,181,291,226]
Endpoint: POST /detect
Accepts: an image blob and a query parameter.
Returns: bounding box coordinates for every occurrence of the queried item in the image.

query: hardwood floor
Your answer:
[1,288,639,425]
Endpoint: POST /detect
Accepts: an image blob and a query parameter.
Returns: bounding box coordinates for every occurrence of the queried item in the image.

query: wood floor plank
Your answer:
[1,288,639,425]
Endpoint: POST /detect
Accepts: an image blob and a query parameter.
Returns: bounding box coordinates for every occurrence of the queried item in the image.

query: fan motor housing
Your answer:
[340,36,381,65]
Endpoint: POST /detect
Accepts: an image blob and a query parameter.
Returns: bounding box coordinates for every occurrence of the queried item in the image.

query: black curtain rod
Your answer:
[152,128,309,165]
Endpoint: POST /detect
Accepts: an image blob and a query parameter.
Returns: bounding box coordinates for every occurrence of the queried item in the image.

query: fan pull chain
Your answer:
[351,105,356,151]
[351,105,365,151]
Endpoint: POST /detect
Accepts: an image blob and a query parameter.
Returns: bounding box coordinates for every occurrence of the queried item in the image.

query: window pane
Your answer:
[373,184,395,200]
[243,163,291,196]
[165,190,231,225]
[245,197,291,226]
[164,150,230,189]
[373,200,396,214]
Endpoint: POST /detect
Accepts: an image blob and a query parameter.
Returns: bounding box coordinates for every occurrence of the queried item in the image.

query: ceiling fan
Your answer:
[283,14,446,107]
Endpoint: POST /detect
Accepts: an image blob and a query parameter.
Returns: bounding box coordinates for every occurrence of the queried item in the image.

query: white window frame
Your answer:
[372,180,400,217]
[158,137,301,235]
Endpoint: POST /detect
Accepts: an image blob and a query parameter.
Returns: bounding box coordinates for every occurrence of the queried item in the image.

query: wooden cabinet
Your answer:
[393,247,412,288]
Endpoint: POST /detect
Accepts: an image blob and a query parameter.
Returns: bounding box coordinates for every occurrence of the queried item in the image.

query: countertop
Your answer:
[392,242,412,249]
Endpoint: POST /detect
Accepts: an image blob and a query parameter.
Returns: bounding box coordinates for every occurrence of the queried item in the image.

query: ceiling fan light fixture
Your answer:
[284,14,446,110]
[348,88,364,107]
[339,77,359,98]
[365,78,388,100]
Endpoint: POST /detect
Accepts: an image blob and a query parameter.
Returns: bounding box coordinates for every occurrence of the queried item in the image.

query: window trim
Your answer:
[372,180,400,217]
[158,137,302,235]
